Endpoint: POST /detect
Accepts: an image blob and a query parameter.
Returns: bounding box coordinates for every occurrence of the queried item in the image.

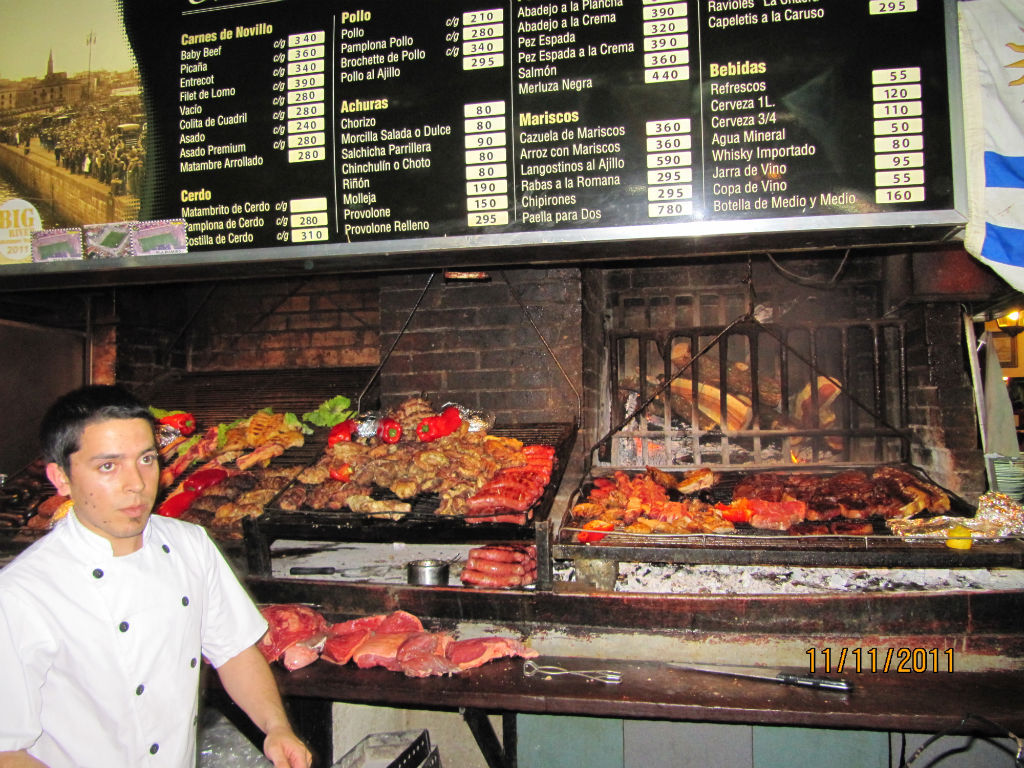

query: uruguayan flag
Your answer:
[960,0,1024,291]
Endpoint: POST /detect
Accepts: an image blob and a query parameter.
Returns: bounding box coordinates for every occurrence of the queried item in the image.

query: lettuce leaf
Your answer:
[284,411,313,435]
[174,433,201,458]
[302,395,355,427]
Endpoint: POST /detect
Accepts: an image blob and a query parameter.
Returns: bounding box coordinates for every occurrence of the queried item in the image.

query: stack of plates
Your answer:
[992,456,1024,500]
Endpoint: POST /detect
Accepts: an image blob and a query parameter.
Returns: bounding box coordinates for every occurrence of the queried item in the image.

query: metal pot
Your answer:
[406,559,450,586]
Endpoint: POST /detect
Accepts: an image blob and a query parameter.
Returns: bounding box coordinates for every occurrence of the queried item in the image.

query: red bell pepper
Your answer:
[328,419,358,445]
[159,412,196,436]
[329,463,353,482]
[417,409,465,442]
[415,416,442,442]
[157,490,199,518]
[183,468,227,493]
[377,418,402,444]
[577,519,614,543]
[439,405,462,431]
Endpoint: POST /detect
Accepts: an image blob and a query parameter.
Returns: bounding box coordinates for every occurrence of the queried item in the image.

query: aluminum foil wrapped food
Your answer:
[451,404,494,433]
[887,492,1024,541]
[156,423,184,448]
[975,491,1024,536]
[353,412,382,440]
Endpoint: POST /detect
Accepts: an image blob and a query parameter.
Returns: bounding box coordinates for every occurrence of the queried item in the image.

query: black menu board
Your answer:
[123,0,964,262]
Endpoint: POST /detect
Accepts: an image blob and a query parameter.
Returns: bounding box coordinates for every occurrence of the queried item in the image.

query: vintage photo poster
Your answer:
[0,0,144,238]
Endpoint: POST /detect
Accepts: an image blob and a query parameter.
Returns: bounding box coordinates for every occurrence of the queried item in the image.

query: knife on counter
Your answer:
[667,662,853,693]
[288,564,397,578]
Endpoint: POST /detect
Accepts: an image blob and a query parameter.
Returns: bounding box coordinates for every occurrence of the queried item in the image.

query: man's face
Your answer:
[45,417,160,556]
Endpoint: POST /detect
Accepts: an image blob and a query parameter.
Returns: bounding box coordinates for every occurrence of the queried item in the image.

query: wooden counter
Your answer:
[255,655,1024,768]
[272,655,1024,735]
[243,576,1024,767]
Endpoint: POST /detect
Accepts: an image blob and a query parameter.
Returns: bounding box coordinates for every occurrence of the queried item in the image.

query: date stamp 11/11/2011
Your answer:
[807,647,955,674]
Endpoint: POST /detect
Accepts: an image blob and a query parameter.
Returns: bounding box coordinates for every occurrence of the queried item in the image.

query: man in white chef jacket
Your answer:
[0,385,312,768]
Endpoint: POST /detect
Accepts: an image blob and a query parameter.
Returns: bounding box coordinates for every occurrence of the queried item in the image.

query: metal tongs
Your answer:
[523,659,622,685]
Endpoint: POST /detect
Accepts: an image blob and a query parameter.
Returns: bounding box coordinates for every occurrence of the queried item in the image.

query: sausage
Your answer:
[464,512,529,525]
[500,466,550,483]
[522,444,555,458]
[497,466,549,481]
[470,487,541,509]
[493,477,547,494]
[522,456,554,468]
[466,493,534,513]
[494,466,549,485]
[480,477,544,495]
[468,545,535,563]
[460,563,538,588]
[465,557,527,577]
[465,507,529,521]
[35,495,69,517]
[459,568,519,588]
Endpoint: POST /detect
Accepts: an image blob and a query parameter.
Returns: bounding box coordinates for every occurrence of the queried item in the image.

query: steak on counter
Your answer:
[266,607,538,677]
[446,637,539,670]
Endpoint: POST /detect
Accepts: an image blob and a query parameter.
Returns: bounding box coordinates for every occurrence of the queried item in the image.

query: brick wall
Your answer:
[184,276,379,371]
[105,258,983,495]
[115,275,380,389]
[377,268,582,426]
[905,302,986,498]
[113,269,583,428]
[581,267,607,444]
[113,286,188,388]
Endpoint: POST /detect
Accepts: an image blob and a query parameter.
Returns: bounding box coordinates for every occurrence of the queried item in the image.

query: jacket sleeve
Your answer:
[194,528,268,668]
[0,587,50,752]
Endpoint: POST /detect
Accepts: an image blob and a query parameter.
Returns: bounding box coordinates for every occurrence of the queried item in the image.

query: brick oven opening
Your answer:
[587,254,981,493]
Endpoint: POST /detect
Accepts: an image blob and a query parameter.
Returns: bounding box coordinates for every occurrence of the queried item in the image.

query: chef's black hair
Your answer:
[40,385,154,474]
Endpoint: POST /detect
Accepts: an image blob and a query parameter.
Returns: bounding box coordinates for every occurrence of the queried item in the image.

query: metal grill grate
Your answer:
[142,367,380,427]
[603,303,910,470]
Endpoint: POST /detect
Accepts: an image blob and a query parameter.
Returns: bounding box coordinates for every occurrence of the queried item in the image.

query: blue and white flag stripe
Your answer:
[960,0,1024,290]
[983,222,1024,267]
[984,152,1024,190]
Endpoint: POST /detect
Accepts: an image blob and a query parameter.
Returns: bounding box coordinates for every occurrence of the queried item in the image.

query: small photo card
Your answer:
[32,228,84,262]
[132,219,188,256]
[84,222,135,259]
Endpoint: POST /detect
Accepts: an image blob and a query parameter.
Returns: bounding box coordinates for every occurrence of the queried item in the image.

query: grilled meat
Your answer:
[570,470,733,538]
[276,486,307,511]
[733,467,950,523]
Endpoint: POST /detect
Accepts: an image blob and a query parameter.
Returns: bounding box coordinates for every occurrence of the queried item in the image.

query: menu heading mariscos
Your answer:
[123,0,962,256]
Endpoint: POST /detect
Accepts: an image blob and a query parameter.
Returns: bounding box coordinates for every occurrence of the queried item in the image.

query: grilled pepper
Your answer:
[329,463,353,483]
[439,405,462,432]
[183,468,227,493]
[377,417,402,444]
[158,412,196,436]
[328,419,359,445]
[415,416,442,442]
[577,519,614,543]
[157,490,198,519]
[417,408,463,442]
